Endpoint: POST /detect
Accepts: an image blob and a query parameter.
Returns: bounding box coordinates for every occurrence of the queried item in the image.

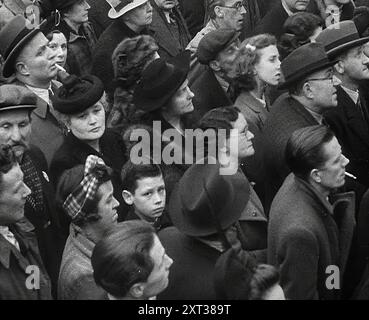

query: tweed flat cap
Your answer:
[0,85,37,112]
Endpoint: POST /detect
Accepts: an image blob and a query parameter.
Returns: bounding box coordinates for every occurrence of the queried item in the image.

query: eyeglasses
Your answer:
[219,2,245,11]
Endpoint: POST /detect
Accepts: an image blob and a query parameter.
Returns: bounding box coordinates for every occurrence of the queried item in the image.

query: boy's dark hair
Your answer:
[121,160,163,194]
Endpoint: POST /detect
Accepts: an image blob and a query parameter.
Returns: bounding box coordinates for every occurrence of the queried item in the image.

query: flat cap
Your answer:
[197,28,240,65]
[0,85,37,112]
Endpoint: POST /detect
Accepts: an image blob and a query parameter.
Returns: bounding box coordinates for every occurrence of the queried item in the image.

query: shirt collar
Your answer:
[25,84,53,105]
[281,0,295,16]
[214,74,230,93]
[341,85,359,104]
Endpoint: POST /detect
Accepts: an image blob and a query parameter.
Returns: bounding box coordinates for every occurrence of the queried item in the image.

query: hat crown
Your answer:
[169,162,250,237]
[280,42,331,88]
[0,85,37,111]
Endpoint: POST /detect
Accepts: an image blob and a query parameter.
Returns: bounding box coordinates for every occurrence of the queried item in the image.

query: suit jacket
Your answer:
[268,174,355,300]
[178,0,206,37]
[149,1,191,60]
[259,93,319,212]
[92,20,147,98]
[253,1,288,39]
[324,86,369,188]
[23,146,64,296]
[190,68,232,126]
[12,80,64,166]
[0,219,52,300]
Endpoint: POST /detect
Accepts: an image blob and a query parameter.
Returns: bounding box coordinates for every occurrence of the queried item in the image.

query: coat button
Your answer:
[252,211,257,217]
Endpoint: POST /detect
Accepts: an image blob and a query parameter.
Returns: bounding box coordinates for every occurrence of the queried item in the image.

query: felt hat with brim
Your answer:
[133,50,191,113]
[41,0,81,12]
[0,85,37,112]
[0,15,41,78]
[278,42,336,90]
[315,20,369,58]
[106,0,148,19]
[168,161,250,237]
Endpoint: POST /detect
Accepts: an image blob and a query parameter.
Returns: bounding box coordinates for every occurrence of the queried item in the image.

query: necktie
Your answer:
[0,228,20,251]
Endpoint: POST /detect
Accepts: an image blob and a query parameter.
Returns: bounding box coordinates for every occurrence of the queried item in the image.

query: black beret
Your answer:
[52,75,105,115]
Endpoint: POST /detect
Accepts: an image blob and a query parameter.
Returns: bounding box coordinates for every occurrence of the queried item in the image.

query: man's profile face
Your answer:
[0,109,31,159]
[154,0,177,10]
[340,45,369,82]
[218,0,246,31]
[215,40,241,78]
[284,0,310,12]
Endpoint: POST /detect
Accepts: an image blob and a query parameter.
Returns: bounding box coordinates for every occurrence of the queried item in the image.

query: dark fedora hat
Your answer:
[52,75,105,115]
[315,20,369,58]
[0,15,41,78]
[0,85,37,112]
[133,50,191,113]
[40,0,81,13]
[168,161,250,237]
[278,42,336,90]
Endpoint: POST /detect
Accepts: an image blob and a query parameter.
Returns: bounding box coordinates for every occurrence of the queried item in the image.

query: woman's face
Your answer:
[69,102,106,143]
[254,45,281,86]
[165,79,194,117]
[63,0,90,26]
[49,32,67,68]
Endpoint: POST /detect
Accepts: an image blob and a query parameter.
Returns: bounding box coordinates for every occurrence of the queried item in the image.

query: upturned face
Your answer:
[284,0,310,12]
[254,45,281,86]
[339,44,369,82]
[63,0,91,25]
[217,0,246,31]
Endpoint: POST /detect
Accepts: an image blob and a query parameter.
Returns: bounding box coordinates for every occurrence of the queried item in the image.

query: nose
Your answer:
[88,113,98,125]
[112,196,120,208]
[247,130,254,140]
[165,254,173,268]
[10,126,22,142]
[342,155,350,167]
[276,57,281,69]
[84,0,91,9]
[187,86,194,99]
[47,45,57,60]
[153,192,163,204]
[240,5,246,14]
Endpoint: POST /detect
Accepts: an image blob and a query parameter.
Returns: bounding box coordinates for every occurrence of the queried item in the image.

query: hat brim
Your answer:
[0,105,37,112]
[168,164,249,237]
[2,28,41,78]
[108,0,148,19]
[278,59,336,90]
[134,51,191,113]
[326,36,369,58]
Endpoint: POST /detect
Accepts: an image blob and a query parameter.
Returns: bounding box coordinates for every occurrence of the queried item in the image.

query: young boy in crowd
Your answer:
[121,161,171,231]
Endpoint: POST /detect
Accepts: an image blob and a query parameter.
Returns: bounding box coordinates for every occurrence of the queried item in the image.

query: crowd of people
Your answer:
[1,0,369,300]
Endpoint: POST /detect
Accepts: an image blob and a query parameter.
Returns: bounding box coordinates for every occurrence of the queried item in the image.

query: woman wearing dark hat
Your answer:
[41,0,97,76]
[158,161,258,300]
[50,75,127,237]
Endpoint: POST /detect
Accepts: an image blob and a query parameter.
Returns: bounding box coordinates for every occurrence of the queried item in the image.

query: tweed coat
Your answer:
[0,219,52,300]
[11,80,64,166]
[259,93,319,213]
[91,19,147,99]
[324,86,369,189]
[149,1,191,60]
[268,174,355,300]
[58,225,107,300]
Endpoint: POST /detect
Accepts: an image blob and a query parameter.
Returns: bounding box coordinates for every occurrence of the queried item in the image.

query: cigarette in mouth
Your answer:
[55,64,66,73]
[345,172,357,180]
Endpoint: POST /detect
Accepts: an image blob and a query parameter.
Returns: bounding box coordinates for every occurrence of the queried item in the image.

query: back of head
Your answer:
[285,125,335,181]
[0,145,17,192]
[91,220,156,298]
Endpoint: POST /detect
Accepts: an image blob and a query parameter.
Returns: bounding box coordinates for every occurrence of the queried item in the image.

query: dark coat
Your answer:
[324,86,369,188]
[268,174,355,300]
[258,93,319,212]
[178,0,206,37]
[12,80,64,165]
[190,67,232,126]
[92,19,147,99]
[158,226,221,300]
[0,219,52,300]
[50,129,127,235]
[87,0,113,38]
[149,0,191,60]
[253,1,288,39]
[124,207,172,232]
[23,146,64,296]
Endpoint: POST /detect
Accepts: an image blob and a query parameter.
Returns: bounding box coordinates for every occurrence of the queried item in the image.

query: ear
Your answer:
[209,60,221,72]
[214,6,224,18]
[129,282,145,299]
[334,60,345,75]
[15,61,30,76]
[302,81,314,99]
[310,169,322,184]
[122,190,134,205]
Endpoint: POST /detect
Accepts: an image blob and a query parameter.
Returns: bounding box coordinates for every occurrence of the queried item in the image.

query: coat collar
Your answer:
[68,224,95,260]
[236,91,267,114]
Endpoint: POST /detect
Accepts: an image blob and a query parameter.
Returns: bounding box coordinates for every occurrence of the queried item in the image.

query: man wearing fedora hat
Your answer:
[316,21,369,191]
[92,0,153,102]
[0,15,65,165]
[158,162,254,299]
[190,28,240,125]
[0,84,63,297]
[259,42,341,212]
